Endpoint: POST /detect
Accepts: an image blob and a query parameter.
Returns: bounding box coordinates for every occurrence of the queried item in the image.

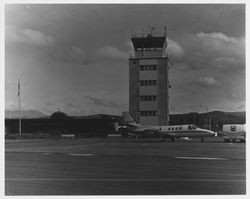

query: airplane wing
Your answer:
[160,132,178,137]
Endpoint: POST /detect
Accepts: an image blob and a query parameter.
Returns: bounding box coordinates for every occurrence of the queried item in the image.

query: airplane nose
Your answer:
[210,130,216,137]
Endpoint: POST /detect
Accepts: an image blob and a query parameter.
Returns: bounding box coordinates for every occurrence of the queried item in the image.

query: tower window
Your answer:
[139,80,157,86]
[140,111,157,116]
[140,95,157,101]
[139,65,157,71]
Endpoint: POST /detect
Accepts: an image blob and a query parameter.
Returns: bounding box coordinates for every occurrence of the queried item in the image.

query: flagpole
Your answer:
[18,79,21,135]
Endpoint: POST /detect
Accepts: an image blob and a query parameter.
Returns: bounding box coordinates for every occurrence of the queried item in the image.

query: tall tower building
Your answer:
[129,27,170,125]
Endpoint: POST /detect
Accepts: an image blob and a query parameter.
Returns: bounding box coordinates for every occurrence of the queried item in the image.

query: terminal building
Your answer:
[129,28,170,125]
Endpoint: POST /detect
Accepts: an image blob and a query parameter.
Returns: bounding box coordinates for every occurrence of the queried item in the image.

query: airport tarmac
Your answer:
[5,138,246,195]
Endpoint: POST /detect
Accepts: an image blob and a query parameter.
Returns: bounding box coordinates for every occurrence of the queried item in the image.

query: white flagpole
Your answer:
[18,79,21,135]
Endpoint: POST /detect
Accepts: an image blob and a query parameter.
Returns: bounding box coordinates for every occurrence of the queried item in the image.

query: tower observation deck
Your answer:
[129,27,170,125]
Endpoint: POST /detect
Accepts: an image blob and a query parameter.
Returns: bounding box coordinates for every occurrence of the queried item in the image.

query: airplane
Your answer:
[122,111,216,142]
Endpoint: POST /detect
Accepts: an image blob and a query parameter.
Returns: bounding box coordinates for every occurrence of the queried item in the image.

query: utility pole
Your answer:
[206,107,211,130]
[18,79,21,135]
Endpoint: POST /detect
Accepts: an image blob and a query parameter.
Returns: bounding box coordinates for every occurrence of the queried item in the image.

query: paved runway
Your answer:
[5,138,246,195]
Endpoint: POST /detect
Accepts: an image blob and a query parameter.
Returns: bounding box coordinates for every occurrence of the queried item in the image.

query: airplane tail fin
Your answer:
[122,111,137,124]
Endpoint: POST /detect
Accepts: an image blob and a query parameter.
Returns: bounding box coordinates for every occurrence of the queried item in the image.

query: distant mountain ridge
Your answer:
[5,110,245,130]
[5,110,49,119]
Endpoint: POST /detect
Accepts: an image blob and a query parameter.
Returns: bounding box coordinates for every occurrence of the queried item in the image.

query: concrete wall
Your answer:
[139,86,158,95]
[140,116,157,125]
[157,58,169,125]
[139,101,157,110]
[129,59,139,122]
[139,71,157,80]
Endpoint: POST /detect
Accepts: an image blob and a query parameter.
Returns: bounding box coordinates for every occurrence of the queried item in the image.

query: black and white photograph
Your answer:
[4,3,246,196]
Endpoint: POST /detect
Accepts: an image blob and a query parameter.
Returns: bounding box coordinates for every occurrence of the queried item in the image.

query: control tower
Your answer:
[129,27,170,125]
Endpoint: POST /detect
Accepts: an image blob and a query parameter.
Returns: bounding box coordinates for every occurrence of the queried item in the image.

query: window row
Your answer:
[136,48,162,51]
[140,65,157,71]
[168,127,182,131]
[140,80,157,86]
[140,95,157,101]
[140,111,157,116]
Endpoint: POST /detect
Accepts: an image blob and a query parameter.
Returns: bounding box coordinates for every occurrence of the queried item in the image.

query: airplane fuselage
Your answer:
[128,124,215,138]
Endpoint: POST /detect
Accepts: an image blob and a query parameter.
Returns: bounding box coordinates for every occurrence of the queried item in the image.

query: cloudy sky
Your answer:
[5,4,245,116]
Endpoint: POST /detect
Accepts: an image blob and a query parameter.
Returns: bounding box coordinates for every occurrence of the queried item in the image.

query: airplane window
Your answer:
[188,125,192,130]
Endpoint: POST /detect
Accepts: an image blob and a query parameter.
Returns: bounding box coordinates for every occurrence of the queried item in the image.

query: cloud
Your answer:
[224,89,245,103]
[189,77,221,88]
[69,46,87,63]
[166,38,184,59]
[52,45,87,64]
[125,40,134,57]
[5,25,54,47]
[5,99,35,111]
[97,45,128,61]
[213,57,241,69]
[195,32,244,64]
[195,32,244,57]
[85,96,121,108]
[175,32,244,71]
[66,103,76,108]
[237,104,245,111]
[196,32,238,43]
